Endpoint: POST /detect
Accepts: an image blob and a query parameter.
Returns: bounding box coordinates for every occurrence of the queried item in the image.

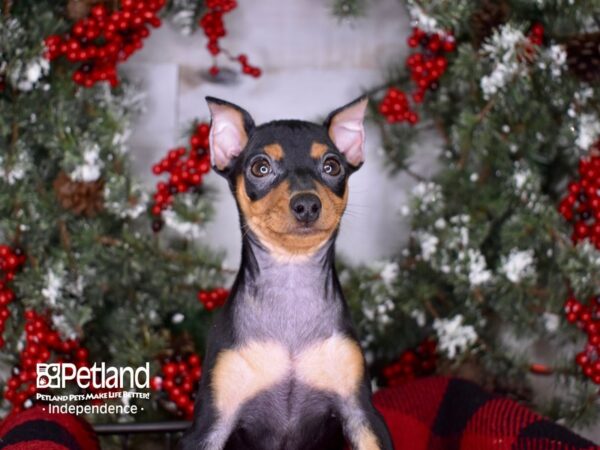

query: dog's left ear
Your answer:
[206,97,255,173]
[324,96,368,168]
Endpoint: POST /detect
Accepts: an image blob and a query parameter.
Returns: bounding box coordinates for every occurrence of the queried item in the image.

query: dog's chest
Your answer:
[233,262,341,351]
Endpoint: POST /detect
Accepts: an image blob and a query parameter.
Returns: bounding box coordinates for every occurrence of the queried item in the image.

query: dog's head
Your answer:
[206,96,368,259]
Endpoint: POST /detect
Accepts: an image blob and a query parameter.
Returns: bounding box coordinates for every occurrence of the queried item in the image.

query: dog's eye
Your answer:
[250,158,272,177]
[323,158,341,176]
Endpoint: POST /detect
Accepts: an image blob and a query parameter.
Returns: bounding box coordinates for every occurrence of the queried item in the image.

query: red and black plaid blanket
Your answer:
[0,405,98,450]
[0,376,597,449]
[373,376,599,449]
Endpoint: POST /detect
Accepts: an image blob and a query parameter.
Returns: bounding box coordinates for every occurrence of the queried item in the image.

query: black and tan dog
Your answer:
[179,97,393,450]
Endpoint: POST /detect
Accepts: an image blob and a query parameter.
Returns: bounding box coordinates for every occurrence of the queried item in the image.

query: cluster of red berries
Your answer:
[4,310,91,413]
[382,338,437,387]
[197,287,229,311]
[44,0,165,87]
[379,87,419,125]
[564,296,600,384]
[379,27,455,125]
[0,245,26,348]
[150,353,202,418]
[406,28,454,102]
[558,153,600,249]
[150,123,212,231]
[199,0,261,78]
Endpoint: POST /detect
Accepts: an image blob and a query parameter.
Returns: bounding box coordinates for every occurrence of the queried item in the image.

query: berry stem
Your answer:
[3,0,11,17]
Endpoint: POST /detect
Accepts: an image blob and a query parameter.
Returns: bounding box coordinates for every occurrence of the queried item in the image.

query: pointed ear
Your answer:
[206,97,255,172]
[325,96,368,168]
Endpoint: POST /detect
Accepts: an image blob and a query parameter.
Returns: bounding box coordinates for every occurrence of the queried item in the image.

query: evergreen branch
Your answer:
[96,235,121,247]
[476,98,496,123]
[432,117,451,147]
[363,76,410,99]
[457,146,470,169]
[58,219,76,268]
[424,298,441,318]
[370,113,428,181]
[58,220,71,251]
[471,288,485,304]
[10,122,18,149]
[404,166,428,182]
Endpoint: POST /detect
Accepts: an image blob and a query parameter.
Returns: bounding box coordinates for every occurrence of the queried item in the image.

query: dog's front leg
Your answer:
[178,377,237,450]
[180,339,291,450]
[295,334,394,450]
[338,382,394,450]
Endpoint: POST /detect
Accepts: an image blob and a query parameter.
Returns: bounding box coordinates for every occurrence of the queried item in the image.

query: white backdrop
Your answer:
[123,0,442,267]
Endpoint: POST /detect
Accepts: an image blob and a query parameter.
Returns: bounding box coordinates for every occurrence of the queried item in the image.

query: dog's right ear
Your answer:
[206,97,255,174]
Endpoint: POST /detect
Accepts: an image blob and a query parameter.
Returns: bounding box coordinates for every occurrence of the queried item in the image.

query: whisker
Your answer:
[344,202,370,211]
[341,211,365,219]
[343,205,367,213]
[239,222,253,240]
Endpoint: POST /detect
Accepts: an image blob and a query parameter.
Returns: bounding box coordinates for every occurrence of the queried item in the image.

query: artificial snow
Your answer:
[433,314,478,359]
[417,232,439,261]
[51,314,78,341]
[407,1,443,34]
[467,249,492,286]
[9,56,49,91]
[162,209,205,239]
[42,269,63,307]
[545,44,567,78]
[379,261,399,288]
[410,309,426,327]
[480,25,527,100]
[575,114,600,151]
[171,313,185,324]
[434,218,447,229]
[513,166,533,190]
[500,249,535,283]
[482,24,526,60]
[412,182,443,207]
[70,144,104,182]
[542,312,559,333]
[0,151,29,185]
[481,61,519,99]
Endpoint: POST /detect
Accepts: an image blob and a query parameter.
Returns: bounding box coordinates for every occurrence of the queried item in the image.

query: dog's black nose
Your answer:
[290,193,321,224]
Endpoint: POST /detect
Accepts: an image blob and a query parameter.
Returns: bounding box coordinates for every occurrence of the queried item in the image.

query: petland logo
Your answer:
[36,362,150,390]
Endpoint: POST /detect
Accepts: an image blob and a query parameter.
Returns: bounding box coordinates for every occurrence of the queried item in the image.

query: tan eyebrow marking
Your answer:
[310,142,328,159]
[264,143,285,160]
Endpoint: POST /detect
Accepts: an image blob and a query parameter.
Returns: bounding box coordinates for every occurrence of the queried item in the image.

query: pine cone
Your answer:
[156,332,197,363]
[53,171,104,217]
[566,32,600,82]
[471,0,510,48]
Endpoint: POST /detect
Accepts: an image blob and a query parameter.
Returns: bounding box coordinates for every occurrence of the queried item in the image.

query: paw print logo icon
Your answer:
[36,364,61,389]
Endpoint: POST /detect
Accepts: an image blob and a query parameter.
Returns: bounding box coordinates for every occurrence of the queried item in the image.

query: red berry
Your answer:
[163,363,177,378]
[188,354,201,367]
[150,376,163,391]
